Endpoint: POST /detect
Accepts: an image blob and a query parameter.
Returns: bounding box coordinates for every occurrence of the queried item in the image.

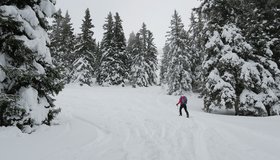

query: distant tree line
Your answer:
[49,9,158,87]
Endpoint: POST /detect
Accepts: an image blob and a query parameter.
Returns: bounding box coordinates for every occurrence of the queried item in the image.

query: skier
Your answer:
[176,95,189,118]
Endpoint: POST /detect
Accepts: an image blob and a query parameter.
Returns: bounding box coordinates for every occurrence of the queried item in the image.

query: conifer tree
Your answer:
[164,10,192,95]
[49,10,76,83]
[96,12,115,85]
[145,30,158,85]
[95,42,102,74]
[129,24,158,87]
[130,33,147,87]
[187,11,205,92]
[198,0,280,116]
[71,8,96,86]
[240,0,280,115]
[49,9,66,85]
[160,44,170,85]
[60,11,76,81]
[112,12,128,84]
[140,23,148,53]
[242,0,280,69]
[97,12,127,86]
[49,9,64,65]
[126,32,136,71]
[0,0,63,131]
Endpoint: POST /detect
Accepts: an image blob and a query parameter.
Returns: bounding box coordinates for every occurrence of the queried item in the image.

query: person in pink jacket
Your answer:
[176,96,189,118]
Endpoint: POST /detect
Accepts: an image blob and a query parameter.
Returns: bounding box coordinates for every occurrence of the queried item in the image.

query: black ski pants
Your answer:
[179,104,189,117]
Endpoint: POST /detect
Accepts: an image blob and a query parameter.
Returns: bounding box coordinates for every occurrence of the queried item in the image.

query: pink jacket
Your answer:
[176,96,184,105]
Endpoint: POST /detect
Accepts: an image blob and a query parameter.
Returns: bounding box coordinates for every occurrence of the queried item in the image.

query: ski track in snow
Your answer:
[1,85,280,160]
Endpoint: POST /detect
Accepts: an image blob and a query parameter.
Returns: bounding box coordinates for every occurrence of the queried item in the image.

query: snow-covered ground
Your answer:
[1,85,280,160]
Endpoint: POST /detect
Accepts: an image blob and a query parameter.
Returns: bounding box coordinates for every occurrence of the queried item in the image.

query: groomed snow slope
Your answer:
[1,85,280,160]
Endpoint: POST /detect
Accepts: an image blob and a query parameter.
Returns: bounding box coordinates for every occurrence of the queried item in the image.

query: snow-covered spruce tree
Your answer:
[97,12,127,86]
[0,0,63,131]
[187,11,205,92]
[95,42,102,73]
[130,33,148,87]
[242,0,280,69]
[199,0,280,116]
[145,30,158,85]
[164,10,192,95]
[126,32,136,72]
[71,8,96,86]
[60,11,76,82]
[112,12,128,85]
[49,10,76,83]
[139,23,148,52]
[129,24,158,87]
[240,0,280,115]
[49,9,63,65]
[96,12,114,85]
[160,44,170,85]
[48,9,66,83]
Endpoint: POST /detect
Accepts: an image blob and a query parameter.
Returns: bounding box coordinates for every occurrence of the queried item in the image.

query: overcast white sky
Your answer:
[56,0,201,50]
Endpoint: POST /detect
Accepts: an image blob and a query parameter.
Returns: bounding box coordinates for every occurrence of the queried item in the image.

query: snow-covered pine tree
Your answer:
[145,30,158,85]
[199,0,280,116]
[160,44,170,85]
[164,10,192,95]
[95,42,102,74]
[130,33,148,87]
[48,9,66,84]
[240,0,280,115]
[129,24,158,87]
[49,10,76,83]
[140,23,148,53]
[112,12,128,85]
[97,12,127,86]
[71,8,96,86]
[0,0,63,131]
[96,13,113,85]
[49,9,63,65]
[242,0,280,69]
[126,32,136,73]
[187,11,205,92]
[60,11,76,82]
[97,12,114,85]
